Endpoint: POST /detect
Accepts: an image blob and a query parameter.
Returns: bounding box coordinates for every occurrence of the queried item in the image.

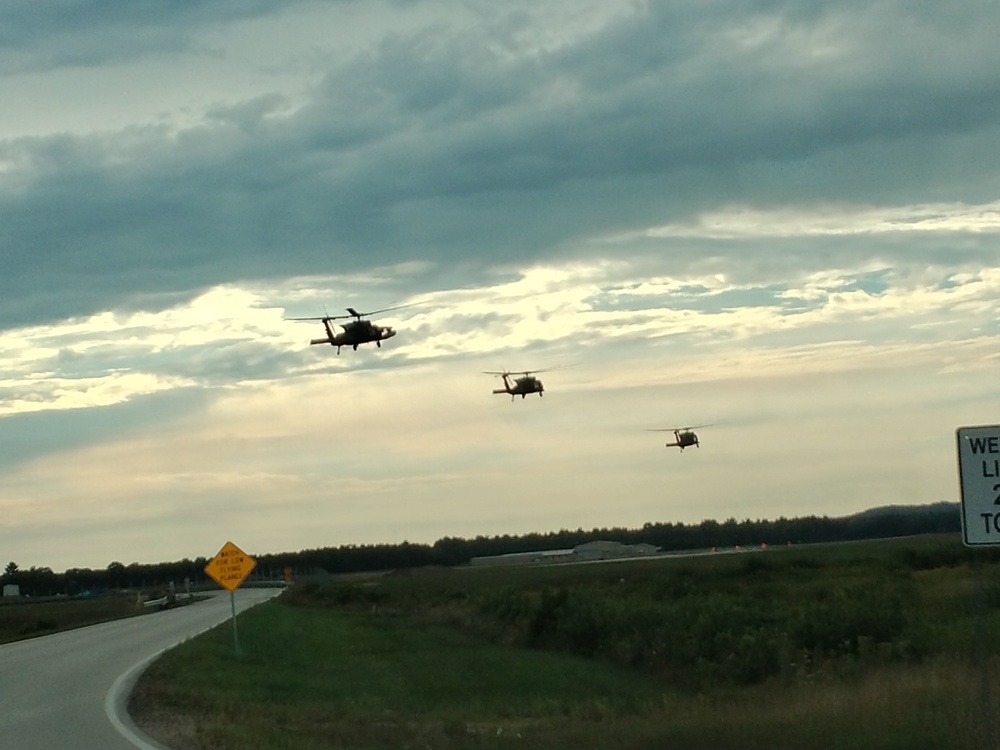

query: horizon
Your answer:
[5,500,960,575]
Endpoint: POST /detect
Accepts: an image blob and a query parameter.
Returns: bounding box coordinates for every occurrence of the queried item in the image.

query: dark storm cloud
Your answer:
[0,0,311,72]
[2,0,999,328]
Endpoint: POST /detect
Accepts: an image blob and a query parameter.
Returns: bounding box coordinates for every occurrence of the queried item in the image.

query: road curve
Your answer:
[0,587,281,750]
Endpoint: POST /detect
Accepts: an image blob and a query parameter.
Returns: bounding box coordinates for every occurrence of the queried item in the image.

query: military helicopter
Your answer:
[647,425,712,452]
[484,369,549,400]
[286,304,414,354]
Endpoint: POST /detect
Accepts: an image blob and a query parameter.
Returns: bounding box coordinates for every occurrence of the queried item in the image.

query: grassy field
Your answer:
[0,593,149,642]
[130,535,1000,749]
[0,592,204,644]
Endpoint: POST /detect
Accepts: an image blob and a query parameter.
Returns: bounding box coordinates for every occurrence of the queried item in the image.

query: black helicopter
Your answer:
[647,425,712,452]
[484,369,548,400]
[286,304,413,354]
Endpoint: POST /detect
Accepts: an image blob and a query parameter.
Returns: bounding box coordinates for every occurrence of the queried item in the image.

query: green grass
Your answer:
[130,535,1000,749]
[0,595,145,642]
[133,601,665,749]
[0,593,208,644]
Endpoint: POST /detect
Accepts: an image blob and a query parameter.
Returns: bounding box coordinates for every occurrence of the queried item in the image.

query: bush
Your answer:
[791,584,907,657]
[281,581,387,608]
[466,567,929,690]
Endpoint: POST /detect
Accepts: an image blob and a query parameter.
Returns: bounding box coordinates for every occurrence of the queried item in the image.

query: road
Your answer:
[0,587,281,750]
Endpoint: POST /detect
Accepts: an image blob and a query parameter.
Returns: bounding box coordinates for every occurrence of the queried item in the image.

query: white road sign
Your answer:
[957,425,1000,546]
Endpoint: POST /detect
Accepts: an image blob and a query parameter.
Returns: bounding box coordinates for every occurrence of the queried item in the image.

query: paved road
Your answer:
[0,588,281,750]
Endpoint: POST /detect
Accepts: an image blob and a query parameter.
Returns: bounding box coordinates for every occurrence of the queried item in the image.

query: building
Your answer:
[573,540,659,561]
[469,548,575,566]
[468,540,660,567]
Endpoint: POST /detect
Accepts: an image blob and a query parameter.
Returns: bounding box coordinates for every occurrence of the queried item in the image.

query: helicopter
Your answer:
[647,425,712,452]
[286,304,413,354]
[484,369,548,400]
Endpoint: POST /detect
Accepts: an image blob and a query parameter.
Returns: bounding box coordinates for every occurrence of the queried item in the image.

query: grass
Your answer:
[125,535,1000,748]
[636,660,991,750]
[0,592,206,644]
[0,594,146,642]
[133,602,664,749]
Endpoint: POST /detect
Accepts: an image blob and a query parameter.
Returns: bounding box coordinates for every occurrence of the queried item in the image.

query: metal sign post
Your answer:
[229,590,240,658]
[957,425,1000,750]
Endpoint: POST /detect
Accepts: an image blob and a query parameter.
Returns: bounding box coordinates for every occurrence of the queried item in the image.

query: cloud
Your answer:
[5,329,993,570]
[2,249,994,434]
[3,1,1000,329]
[0,1,304,72]
[1,0,999,570]
[636,201,1000,240]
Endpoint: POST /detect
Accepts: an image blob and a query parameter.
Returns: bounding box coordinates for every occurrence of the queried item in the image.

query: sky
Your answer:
[1,0,998,572]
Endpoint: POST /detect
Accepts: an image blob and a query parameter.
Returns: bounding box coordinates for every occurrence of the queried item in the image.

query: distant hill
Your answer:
[845,501,959,522]
[842,501,960,537]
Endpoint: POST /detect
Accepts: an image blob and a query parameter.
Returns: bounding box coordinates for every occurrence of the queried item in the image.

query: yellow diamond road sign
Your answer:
[205,541,256,592]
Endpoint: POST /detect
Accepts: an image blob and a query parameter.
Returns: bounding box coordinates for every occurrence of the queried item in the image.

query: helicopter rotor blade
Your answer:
[483,363,575,377]
[284,316,349,322]
[646,423,715,432]
[285,312,354,322]
[346,302,423,318]
[523,364,576,376]
[288,302,422,322]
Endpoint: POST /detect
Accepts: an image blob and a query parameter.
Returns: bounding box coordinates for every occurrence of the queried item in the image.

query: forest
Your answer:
[1,501,963,598]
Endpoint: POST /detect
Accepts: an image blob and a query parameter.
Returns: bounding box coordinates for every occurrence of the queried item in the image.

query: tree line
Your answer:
[1,502,961,598]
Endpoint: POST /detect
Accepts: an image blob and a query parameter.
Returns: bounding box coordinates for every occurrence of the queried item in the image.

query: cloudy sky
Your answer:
[2,0,998,571]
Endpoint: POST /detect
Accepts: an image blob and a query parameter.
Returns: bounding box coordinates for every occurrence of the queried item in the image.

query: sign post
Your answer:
[957,425,1000,750]
[204,541,256,657]
[957,425,1000,547]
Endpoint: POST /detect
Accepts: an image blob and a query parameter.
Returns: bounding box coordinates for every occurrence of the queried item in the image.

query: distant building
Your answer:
[573,541,659,561]
[3,584,20,598]
[468,541,660,567]
[469,549,575,567]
